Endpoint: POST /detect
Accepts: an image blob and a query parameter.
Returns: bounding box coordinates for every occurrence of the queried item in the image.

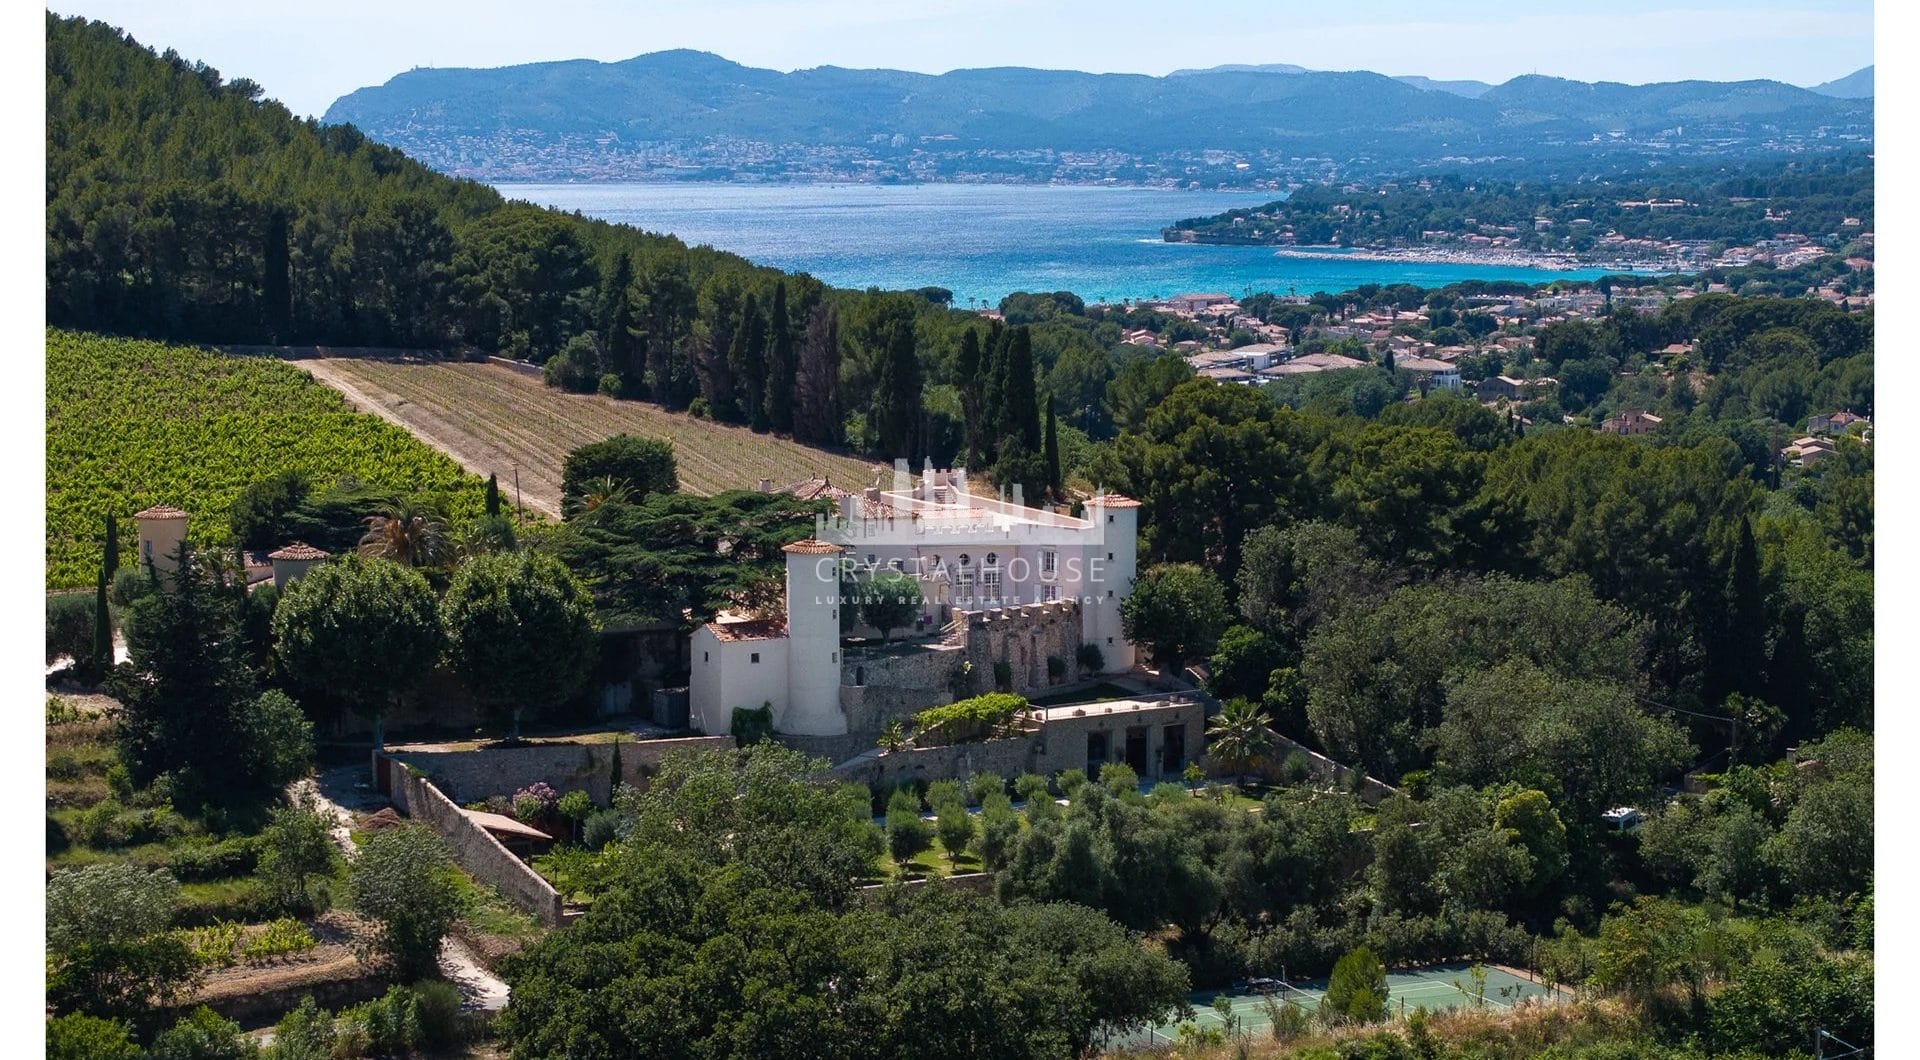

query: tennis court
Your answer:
[1115,963,1564,1047]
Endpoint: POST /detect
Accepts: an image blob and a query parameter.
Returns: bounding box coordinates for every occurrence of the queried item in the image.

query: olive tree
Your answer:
[350,825,462,981]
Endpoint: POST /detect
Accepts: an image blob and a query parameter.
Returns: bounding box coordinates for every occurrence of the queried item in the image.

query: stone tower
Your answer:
[781,540,848,735]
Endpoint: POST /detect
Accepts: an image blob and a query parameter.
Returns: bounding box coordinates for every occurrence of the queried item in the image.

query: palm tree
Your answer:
[878,719,908,753]
[1206,698,1276,792]
[358,504,451,568]
[566,476,632,522]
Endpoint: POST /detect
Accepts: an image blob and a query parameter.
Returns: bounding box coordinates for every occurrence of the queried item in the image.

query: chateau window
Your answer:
[1041,550,1057,575]
[832,651,838,663]
[985,552,998,566]
[983,568,1003,602]
[703,651,709,663]
[1107,552,1114,561]
[751,652,761,664]
[1107,514,1115,524]
[1043,585,1059,602]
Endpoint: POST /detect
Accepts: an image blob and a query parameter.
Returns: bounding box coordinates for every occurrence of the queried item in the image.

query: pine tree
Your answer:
[484,473,501,518]
[1043,395,1062,502]
[794,303,843,445]
[764,281,796,435]
[599,250,641,391]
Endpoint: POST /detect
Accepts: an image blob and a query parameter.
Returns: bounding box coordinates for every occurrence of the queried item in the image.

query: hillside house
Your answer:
[1601,409,1663,436]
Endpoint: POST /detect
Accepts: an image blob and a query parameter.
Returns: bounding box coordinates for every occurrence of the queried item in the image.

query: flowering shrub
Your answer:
[512,782,558,823]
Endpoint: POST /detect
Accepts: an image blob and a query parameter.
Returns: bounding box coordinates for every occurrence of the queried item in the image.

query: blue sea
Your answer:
[501,182,1625,306]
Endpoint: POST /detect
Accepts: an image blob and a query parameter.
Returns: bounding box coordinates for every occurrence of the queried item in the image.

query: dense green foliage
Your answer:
[45,330,481,587]
[441,551,601,737]
[548,489,830,627]
[497,746,1190,1058]
[559,434,680,513]
[110,546,313,810]
[1172,154,1874,251]
[271,554,442,740]
[349,825,462,981]
[912,693,1029,746]
[1121,563,1230,672]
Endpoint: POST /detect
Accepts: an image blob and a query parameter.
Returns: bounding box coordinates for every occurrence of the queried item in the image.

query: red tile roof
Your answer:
[778,476,855,501]
[1092,493,1142,508]
[782,539,844,555]
[268,542,330,561]
[133,504,187,520]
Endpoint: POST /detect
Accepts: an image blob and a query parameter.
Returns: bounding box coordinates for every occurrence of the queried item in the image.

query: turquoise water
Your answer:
[501,182,1626,306]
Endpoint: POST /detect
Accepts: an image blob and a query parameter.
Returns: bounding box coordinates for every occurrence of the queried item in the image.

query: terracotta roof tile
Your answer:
[1092,493,1142,508]
[778,477,854,501]
[133,504,188,520]
[268,542,330,561]
[782,539,844,555]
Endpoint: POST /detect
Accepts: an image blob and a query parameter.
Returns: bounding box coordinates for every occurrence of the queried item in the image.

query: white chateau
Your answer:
[690,464,1141,739]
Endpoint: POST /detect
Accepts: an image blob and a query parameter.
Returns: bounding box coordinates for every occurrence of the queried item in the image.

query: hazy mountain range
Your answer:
[1169,62,1874,102]
[323,52,1874,184]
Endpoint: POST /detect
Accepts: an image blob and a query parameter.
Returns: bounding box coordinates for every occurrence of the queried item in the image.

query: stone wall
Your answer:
[386,761,565,926]
[952,600,1086,699]
[830,697,1205,787]
[388,735,734,805]
[1244,729,1400,806]
[840,641,965,733]
[833,733,1041,788]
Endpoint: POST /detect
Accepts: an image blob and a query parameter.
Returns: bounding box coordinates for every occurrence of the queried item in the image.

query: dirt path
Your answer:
[293,358,565,518]
[293,765,514,1010]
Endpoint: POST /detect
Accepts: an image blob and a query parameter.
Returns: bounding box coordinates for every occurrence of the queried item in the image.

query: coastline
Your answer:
[1270,245,1681,275]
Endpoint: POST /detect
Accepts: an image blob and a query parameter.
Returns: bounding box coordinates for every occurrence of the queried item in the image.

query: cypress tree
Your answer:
[764,281,795,435]
[102,513,119,582]
[609,738,623,794]
[794,303,842,445]
[979,322,1008,465]
[957,328,983,470]
[484,473,501,518]
[1043,395,1062,501]
[729,292,768,430]
[1718,515,1767,700]
[91,567,111,678]
[872,303,924,460]
[1005,325,1040,451]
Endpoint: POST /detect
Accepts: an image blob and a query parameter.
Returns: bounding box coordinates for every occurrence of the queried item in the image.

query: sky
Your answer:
[49,0,1877,120]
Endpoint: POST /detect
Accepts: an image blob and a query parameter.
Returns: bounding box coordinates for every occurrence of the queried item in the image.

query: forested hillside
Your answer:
[1168,155,1875,249]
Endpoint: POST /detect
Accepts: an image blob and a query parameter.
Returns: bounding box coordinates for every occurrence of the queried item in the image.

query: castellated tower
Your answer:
[781,540,849,735]
[1082,492,1141,671]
